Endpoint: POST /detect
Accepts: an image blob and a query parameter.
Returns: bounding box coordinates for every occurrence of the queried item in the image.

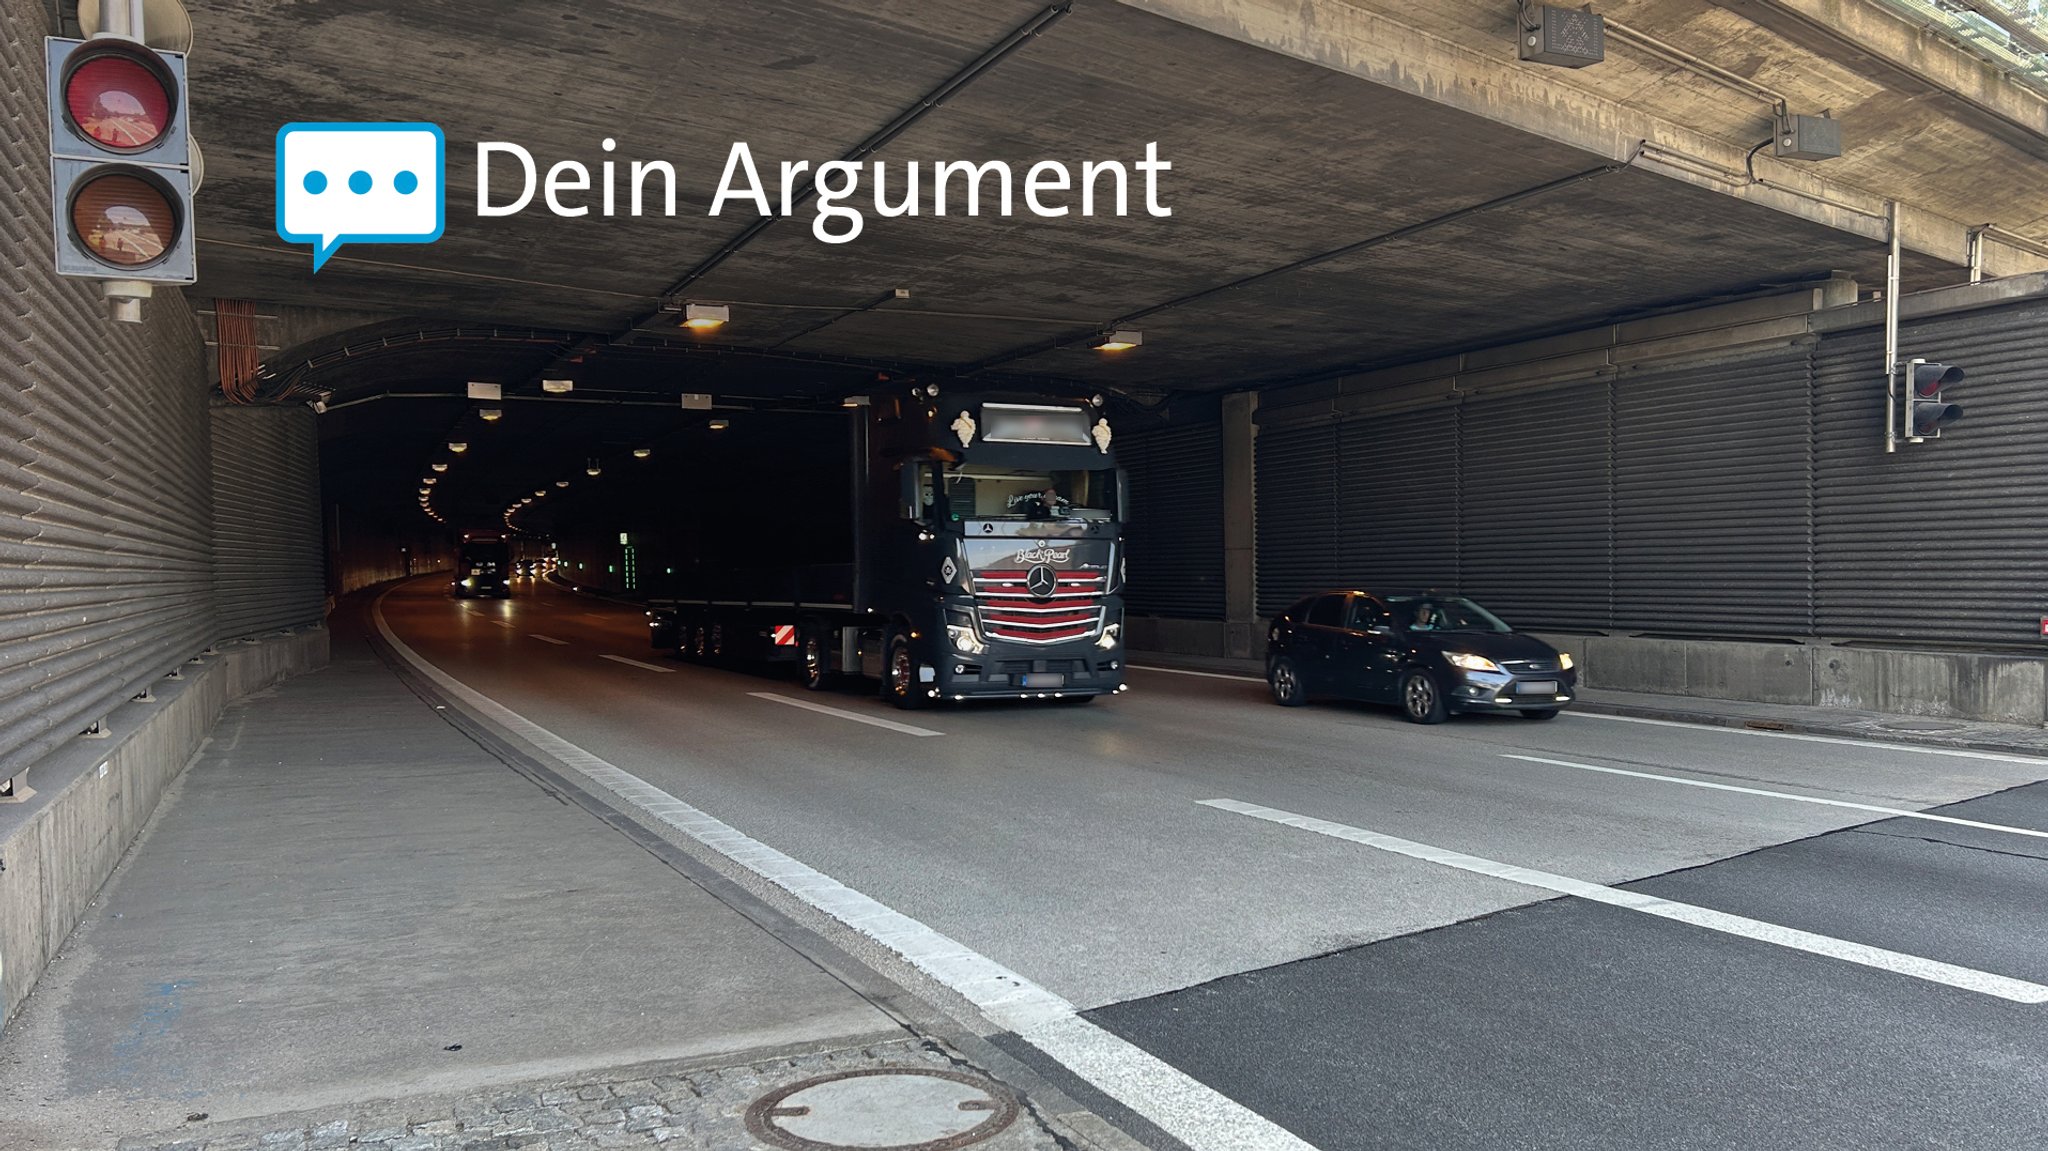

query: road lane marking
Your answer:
[370,592,1317,1151]
[1502,753,2048,841]
[599,654,676,674]
[1129,664,1264,683]
[1571,710,2048,764]
[1198,797,2048,1004]
[529,634,569,645]
[747,693,945,738]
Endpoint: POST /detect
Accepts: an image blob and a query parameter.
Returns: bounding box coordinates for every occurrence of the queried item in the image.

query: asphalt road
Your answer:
[379,577,2048,1150]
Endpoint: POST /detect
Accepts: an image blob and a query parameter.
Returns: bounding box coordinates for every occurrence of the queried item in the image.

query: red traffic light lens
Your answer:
[70,172,178,268]
[65,52,173,151]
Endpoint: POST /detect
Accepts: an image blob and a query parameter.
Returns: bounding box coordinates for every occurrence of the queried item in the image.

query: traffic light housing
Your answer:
[45,35,196,289]
[1904,359,1963,440]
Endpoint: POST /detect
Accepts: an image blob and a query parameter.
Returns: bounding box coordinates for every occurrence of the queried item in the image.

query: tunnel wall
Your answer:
[213,406,326,637]
[327,504,455,596]
[1248,282,2048,719]
[0,0,219,785]
[1117,414,1228,622]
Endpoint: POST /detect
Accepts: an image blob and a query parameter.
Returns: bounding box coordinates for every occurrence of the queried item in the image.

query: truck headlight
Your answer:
[461,578,474,588]
[946,624,986,655]
[1446,652,1501,672]
[1096,623,1122,650]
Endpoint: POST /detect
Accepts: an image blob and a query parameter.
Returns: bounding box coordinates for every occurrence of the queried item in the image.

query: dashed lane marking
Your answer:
[1571,710,2048,764]
[747,693,944,738]
[1199,797,2048,1005]
[529,634,569,646]
[1128,665,1264,683]
[370,592,1318,1151]
[1502,753,2048,840]
[599,654,677,674]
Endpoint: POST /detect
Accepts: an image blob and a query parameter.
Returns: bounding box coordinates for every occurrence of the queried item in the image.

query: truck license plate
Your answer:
[1019,673,1067,688]
[1516,680,1559,694]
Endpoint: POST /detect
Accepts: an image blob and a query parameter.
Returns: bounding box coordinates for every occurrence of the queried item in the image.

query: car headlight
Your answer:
[946,624,986,655]
[1446,652,1501,672]
[1096,623,1122,650]
[1559,652,1574,670]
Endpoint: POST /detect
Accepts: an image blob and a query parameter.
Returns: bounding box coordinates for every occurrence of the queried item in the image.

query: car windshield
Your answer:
[1385,595,1511,633]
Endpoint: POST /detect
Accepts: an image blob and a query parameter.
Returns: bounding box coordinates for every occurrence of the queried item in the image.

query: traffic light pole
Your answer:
[1883,199,1901,454]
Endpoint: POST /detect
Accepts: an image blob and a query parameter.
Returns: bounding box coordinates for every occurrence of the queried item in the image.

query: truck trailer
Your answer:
[648,391,1129,707]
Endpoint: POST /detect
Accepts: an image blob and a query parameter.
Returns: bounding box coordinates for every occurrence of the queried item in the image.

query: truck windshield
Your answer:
[941,465,1117,522]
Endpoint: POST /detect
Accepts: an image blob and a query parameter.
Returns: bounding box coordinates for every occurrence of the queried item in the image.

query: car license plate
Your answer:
[1019,673,1067,688]
[1516,680,1559,695]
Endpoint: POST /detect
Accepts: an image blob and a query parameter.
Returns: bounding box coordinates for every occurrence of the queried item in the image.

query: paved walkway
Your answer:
[0,604,1076,1151]
[1129,653,2048,756]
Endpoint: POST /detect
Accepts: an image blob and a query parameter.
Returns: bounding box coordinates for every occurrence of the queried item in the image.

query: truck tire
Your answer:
[883,631,928,710]
[801,630,833,691]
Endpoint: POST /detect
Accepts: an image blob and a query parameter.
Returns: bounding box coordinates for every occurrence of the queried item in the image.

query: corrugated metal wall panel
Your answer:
[1814,300,2048,646]
[1117,421,1226,620]
[1254,421,1342,615]
[1457,384,1615,628]
[212,407,326,637]
[0,0,213,779]
[1613,346,1816,634]
[1332,407,1461,590]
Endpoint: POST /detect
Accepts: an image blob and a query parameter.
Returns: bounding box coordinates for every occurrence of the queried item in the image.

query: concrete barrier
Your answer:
[0,628,328,1032]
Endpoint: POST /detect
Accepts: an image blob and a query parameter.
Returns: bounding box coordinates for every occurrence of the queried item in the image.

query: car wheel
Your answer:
[883,631,927,710]
[1401,671,1447,724]
[1269,657,1307,707]
[801,632,832,691]
[1519,708,1560,721]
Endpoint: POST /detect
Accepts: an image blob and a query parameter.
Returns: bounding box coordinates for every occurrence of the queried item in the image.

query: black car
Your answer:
[1266,590,1575,723]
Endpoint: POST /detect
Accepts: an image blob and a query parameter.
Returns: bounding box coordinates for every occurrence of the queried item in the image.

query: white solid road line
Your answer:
[1129,664,1265,683]
[1502,753,2048,841]
[529,634,569,645]
[1571,710,2048,764]
[598,654,677,673]
[1200,797,2048,1005]
[371,593,1316,1151]
[747,692,945,738]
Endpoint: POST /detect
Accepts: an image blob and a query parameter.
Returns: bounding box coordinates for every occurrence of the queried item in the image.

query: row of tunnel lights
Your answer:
[415,426,731,528]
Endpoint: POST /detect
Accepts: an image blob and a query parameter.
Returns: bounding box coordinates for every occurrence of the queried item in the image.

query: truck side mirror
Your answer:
[900,463,926,522]
[1116,468,1131,522]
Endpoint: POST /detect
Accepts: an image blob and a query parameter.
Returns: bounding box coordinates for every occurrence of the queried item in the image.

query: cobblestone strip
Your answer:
[113,1040,1069,1151]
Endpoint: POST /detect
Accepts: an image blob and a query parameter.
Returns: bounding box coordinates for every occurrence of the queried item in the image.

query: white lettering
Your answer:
[630,160,675,217]
[814,161,863,243]
[1025,161,1070,217]
[711,142,773,218]
[476,142,535,216]
[544,160,589,217]
[1081,160,1126,217]
[1138,141,1172,218]
[874,160,919,218]
[934,160,1012,217]
[779,160,812,217]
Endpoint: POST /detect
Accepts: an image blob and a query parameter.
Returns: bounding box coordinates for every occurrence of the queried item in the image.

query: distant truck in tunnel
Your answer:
[647,392,1129,707]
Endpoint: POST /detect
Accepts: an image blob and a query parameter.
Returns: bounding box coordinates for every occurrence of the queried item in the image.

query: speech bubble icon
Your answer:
[275,122,445,272]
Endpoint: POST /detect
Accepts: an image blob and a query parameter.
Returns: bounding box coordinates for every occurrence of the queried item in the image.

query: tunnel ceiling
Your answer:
[191,0,1958,401]
[189,0,1966,533]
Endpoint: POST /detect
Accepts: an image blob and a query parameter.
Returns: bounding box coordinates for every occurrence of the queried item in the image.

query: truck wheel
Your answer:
[690,626,707,660]
[801,631,833,691]
[883,632,928,709]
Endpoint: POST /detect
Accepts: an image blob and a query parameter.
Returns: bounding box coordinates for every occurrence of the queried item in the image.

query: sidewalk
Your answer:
[0,604,1079,1151]
[1128,652,2048,757]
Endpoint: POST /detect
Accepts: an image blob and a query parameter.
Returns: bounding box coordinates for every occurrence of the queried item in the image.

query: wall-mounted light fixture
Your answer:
[541,379,575,394]
[682,303,730,331]
[1094,330,1142,352]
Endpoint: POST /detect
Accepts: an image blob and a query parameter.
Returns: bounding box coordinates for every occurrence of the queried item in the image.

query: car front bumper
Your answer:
[1446,670,1577,712]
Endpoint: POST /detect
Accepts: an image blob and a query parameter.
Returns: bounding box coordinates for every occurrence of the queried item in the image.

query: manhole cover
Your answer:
[744,1067,1020,1151]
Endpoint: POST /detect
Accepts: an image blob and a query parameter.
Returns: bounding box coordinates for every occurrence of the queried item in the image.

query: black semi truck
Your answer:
[451,535,512,598]
[648,391,1129,707]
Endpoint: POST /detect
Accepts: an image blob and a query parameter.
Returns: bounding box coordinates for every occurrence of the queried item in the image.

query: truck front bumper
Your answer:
[927,643,1127,700]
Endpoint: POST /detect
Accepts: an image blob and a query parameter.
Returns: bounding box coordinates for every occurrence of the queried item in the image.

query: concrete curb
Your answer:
[1571,698,2048,758]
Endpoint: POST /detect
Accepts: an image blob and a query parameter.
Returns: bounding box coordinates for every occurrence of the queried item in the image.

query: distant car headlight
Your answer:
[1559,652,1574,670]
[946,624,986,655]
[1446,652,1501,672]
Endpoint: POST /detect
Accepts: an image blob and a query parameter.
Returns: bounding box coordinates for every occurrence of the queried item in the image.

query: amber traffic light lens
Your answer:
[71,172,177,267]
[65,53,172,151]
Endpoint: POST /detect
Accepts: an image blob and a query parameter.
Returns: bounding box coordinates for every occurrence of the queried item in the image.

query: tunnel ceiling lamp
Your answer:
[541,378,575,394]
[448,441,468,453]
[708,418,731,431]
[682,303,730,331]
[534,488,547,497]
[423,477,436,485]
[586,459,602,476]
[1093,330,1142,352]
[479,407,504,422]
[556,479,570,488]
[431,462,448,472]
[632,447,652,459]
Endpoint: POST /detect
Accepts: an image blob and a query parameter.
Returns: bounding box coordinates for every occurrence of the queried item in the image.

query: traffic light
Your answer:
[1903,358,1963,441]
[45,22,196,318]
